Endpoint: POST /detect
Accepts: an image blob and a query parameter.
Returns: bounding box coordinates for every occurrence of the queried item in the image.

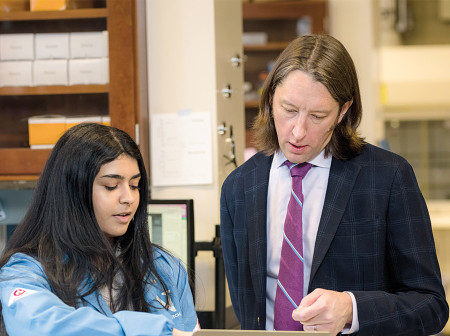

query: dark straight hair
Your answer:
[0,123,169,334]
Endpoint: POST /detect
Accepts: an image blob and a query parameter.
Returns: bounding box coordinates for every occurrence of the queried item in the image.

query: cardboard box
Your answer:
[68,58,109,85]
[28,115,66,148]
[69,31,108,59]
[0,61,32,87]
[0,34,34,60]
[35,33,69,59]
[33,59,68,86]
[30,0,66,11]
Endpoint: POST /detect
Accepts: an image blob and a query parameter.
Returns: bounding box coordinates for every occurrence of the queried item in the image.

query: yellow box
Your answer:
[65,115,102,130]
[30,0,66,11]
[101,115,111,126]
[28,115,66,148]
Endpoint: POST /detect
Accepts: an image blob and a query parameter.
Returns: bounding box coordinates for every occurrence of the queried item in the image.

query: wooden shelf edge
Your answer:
[244,41,291,51]
[0,175,39,182]
[0,8,108,21]
[0,148,51,176]
[245,100,260,109]
[0,178,37,191]
[0,84,109,96]
[243,0,327,20]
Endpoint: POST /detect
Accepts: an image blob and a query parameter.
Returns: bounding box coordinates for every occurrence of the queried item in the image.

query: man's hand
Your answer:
[292,288,353,335]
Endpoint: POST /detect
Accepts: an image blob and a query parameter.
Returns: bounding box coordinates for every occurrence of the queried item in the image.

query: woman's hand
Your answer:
[173,328,193,336]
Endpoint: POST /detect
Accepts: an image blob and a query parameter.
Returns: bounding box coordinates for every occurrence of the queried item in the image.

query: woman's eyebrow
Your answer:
[100,173,141,180]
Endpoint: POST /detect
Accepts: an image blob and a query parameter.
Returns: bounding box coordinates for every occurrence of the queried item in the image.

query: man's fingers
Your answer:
[299,288,324,308]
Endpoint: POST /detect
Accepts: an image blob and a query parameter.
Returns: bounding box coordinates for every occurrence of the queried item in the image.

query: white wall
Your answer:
[146,1,217,312]
[328,0,383,144]
[146,0,244,312]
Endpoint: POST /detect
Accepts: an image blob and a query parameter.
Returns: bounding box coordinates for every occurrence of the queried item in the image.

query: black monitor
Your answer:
[147,199,195,284]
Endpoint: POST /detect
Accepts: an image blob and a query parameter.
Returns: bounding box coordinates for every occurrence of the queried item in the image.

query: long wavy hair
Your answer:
[0,123,169,334]
[252,34,365,160]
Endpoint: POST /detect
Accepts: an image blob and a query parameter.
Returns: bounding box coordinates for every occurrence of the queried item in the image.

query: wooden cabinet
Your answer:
[242,0,328,145]
[0,0,140,180]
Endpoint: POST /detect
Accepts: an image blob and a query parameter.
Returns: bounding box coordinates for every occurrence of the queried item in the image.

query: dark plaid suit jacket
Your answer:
[220,143,448,335]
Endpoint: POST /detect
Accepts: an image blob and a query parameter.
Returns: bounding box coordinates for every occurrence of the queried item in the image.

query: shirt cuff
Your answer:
[341,291,359,334]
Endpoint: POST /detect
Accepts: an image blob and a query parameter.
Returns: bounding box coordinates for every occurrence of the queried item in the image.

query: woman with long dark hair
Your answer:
[0,123,198,336]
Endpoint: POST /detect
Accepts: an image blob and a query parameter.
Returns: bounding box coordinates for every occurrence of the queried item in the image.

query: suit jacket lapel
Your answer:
[309,156,361,285]
[244,153,273,309]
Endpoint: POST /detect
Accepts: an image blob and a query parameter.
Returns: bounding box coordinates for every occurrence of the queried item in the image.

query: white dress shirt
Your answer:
[265,149,358,333]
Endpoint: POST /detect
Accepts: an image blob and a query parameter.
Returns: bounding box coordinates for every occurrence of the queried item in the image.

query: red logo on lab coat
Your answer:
[8,288,37,306]
[13,289,26,297]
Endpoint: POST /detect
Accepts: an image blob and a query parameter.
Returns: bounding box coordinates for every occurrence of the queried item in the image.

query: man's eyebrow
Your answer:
[100,173,141,180]
[279,99,297,106]
[279,100,334,113]
[310,109,332,113]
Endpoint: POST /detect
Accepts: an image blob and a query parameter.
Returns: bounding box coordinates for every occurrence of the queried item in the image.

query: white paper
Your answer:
[151,111,213,186]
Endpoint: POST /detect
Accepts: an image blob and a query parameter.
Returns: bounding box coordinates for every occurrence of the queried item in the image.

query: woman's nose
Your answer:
[120,186,135,204]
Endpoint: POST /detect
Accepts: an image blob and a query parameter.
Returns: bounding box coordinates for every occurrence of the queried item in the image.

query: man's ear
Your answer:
[338,99,353,123]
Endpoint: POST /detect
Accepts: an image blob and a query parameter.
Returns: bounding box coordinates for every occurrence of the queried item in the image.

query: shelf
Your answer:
[0,85,109,96]
[242,0,328,113]
[0,148,52,177]
[0,8,107,21]
[0,178,37,189]
[383,108,450,121]
[243,0,327,31]
[0,0,141,179]
[244,41,290,52]
[245,100,260,109]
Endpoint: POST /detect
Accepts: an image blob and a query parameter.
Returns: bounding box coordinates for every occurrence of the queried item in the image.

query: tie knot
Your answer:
[285,161,312,178]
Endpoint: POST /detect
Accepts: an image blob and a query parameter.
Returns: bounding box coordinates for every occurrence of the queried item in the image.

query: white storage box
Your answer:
[33,59,68,86]
[35,33,69,59]
[242,32,268,46]
[68,58,109,85]
[101,115,111,126]
[0,61,33,87]
[69,31,108,59]
[0,34,34,60]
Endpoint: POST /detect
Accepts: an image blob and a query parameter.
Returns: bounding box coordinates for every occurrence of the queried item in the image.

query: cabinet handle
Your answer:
[230,54,244,67]
[221,84,232,98]
[217,122,228,135]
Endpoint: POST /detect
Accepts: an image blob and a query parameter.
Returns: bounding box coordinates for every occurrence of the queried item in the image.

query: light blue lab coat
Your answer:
[0,249,198,336]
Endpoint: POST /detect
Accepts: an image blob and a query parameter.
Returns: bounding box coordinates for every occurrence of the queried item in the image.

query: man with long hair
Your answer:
[220,34,448,335]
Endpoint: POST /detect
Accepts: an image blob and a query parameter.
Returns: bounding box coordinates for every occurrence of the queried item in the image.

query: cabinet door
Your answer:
[0,0,139,179]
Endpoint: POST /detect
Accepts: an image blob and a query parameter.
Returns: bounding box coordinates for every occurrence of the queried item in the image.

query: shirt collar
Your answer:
[274,149,332,169]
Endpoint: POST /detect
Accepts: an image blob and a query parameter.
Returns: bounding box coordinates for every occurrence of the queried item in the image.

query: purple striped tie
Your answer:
[274,161,312,331]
